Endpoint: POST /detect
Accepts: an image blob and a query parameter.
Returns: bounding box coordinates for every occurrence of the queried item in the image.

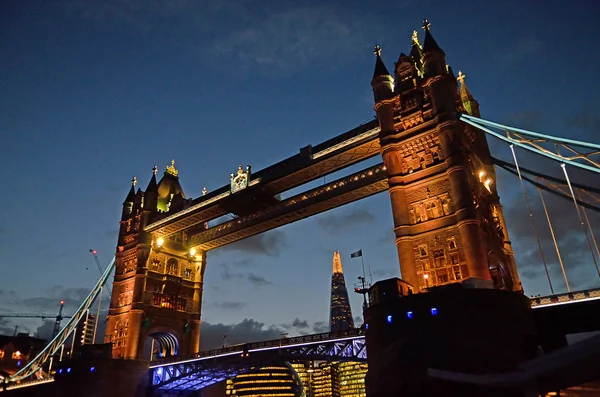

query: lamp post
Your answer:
[424,273,430,289]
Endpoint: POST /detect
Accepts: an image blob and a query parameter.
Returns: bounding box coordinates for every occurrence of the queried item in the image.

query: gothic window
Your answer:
[418,245,428,257]
[177,298,186,311]
[447,238,457,250]
[438,274,449,284]
[451,254,460,265]
[184,267,192,279]
[152,294,161,307]
[441,198,451,216]
[409,207,416,224]
[453,266,462,280]
[166,259,179,276]
[426,203,434,219]
[431,200,441,218]
[422,259,431,270]
[149,259,161,272]
[432,248,445,269]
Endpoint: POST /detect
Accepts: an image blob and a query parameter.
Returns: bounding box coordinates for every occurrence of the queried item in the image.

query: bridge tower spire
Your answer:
[105,161,203,360]
[372,20,522,293]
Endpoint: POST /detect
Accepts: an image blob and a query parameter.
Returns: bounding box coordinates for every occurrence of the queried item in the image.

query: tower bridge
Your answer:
[4,18,600,397]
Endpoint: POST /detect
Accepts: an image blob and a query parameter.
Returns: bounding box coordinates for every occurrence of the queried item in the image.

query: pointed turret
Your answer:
[373,45,391,78]
[420,19,447,78]
[144,165,159,211]
[422,19,444,54]
[409,30,424,75]
[157,160,186,212]
[121,176,137,220]
[371,45,395,103]
[329,251,354,332]
[457,71,480,116]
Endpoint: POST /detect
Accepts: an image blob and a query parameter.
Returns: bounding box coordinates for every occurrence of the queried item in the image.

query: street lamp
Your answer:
[423,273,430,288]
[155,237,164,249]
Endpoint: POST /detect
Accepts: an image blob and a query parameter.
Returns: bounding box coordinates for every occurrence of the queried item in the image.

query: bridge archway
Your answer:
[145,330,180,359]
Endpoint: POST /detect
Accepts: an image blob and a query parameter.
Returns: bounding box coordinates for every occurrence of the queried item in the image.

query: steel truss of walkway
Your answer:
[150,329,366,392]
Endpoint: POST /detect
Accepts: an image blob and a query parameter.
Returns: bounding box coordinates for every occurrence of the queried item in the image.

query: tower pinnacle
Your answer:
[332,250,344,274]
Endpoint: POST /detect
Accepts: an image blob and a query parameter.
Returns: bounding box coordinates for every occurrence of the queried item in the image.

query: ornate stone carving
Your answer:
[408,193,452,224]
[230,164,251,193]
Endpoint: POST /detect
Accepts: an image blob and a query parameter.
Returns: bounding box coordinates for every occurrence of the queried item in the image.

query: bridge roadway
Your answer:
[146,119,380,240]
[150,328,366,392]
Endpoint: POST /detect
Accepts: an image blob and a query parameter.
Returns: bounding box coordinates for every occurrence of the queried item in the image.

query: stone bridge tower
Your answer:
[372,20,522,293]
[105,161,205,359]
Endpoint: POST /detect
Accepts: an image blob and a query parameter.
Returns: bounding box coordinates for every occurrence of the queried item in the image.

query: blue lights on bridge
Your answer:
[90,367,96,373]
[407,311,413,319]
[386,315,392,323]
[431,307,438,316]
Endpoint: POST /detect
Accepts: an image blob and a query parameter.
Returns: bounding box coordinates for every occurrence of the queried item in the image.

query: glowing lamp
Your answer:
[423,274,429,280]
[478,170,486,181]
[156,237,164,248]
[189,248,197,258]
[484,178,493,192]
[60,300,64,305]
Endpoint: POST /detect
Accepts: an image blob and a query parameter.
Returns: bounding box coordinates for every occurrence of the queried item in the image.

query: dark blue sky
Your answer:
[1,0,599,344]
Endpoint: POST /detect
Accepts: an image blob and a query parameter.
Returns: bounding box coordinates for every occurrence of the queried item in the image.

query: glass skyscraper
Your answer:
[329,251,355,332]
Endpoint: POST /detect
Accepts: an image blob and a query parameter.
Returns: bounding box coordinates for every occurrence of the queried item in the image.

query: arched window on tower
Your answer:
[166,259,179,276]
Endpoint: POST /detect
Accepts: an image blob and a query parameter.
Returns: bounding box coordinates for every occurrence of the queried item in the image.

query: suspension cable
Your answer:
[560,163,600,279]
[579,189,600,263]
[493,160,600,213]
[537,184,569,292]
[509,144,554,294]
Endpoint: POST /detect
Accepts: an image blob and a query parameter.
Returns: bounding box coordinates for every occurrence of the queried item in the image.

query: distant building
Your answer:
[74,311,96,347]
[329,251,355,332]
[225,365,302,397]
[0,333,47,376]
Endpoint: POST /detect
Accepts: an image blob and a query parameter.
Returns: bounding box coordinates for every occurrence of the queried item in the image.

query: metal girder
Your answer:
[9,257,116,383]
[151,329,367,392]
[188,163,388,250]
[145,121,380,237]
[461,114,600,175]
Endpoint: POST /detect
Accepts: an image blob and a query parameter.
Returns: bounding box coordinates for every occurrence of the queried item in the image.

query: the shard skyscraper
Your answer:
[329,250,355,332]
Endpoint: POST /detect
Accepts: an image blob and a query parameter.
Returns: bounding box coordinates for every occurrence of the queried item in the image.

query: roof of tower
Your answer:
[124,176,136,203]
[457,70,475,101]
[372,45,391,78]
[157,160,185,211]
[145,165,158,193]
[332,250,344,274]
[422,19,444,54]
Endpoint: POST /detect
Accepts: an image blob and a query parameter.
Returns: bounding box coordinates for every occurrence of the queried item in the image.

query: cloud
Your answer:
[372,268,395,278]
[218,230,287,256]
[312,321,329,334]
[281,318,310,330]
[566,104,600,137]
[213,301,246,310]
[497,37,542,66]
[59,1,374,74]
[500,177,600,293]
[505,110,542,131]
[211,4,372,72]
[220,265,273,287]
[317,208,376,234]
[200,318,282,350]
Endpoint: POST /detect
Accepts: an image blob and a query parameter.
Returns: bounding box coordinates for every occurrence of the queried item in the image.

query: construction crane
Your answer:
[0,301,72,338]
[89,249,112,296]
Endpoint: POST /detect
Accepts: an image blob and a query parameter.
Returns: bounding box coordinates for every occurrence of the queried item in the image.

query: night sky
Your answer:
[1,0,599,348]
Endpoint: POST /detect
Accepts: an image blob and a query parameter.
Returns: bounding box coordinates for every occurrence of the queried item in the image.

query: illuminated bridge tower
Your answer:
[105,161,205,359]
[371,21,522,293]
[329,251,355,332]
